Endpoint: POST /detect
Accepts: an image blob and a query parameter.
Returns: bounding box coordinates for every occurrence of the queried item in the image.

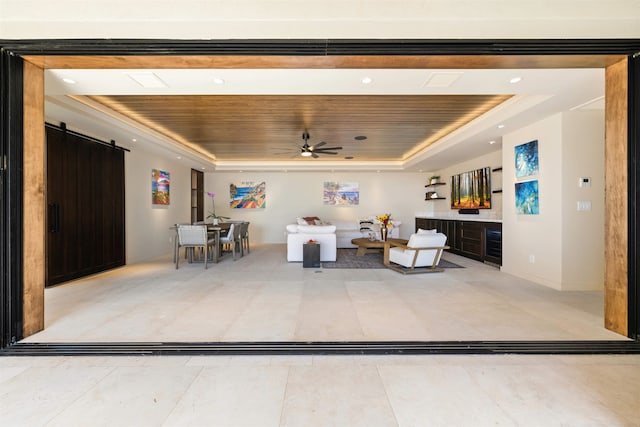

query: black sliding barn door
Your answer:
[46,125,125,287]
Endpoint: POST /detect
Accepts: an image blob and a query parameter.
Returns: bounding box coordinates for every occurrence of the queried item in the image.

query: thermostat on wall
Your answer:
[579,177,591,188]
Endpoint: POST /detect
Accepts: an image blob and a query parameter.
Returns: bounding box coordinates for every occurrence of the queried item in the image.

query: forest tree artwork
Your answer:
[450,167,491,209]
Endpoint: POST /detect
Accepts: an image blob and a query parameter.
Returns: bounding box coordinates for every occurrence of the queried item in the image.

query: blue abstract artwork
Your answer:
[514,139,539,178]
[515,180,539,215]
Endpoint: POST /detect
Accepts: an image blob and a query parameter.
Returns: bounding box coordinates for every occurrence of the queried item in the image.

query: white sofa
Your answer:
[285,218,402,262]
[331,219,401,248]
[286,224,337,262]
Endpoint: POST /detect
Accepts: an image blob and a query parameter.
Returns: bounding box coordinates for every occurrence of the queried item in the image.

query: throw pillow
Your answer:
[417,228,437,234]
[303,216,320,224]
[297,217,308,225]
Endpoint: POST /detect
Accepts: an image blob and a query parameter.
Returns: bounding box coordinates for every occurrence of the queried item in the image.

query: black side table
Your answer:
[303,243,321,268]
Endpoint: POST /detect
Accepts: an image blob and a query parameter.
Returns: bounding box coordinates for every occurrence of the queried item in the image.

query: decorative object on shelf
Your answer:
[515,180,539,215]
[206,192,230,224]
[230,181,266,209]
[451,167,491,209]
[429,175,441,185]
[515,139,539,179]
[151,169,170,205]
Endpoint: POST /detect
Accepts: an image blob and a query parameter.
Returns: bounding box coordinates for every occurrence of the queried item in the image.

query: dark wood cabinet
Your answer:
[46,125,125,287]
[415,217,501,265]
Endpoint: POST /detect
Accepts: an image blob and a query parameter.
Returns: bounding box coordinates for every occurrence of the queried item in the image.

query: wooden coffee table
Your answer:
[351,237,407,256]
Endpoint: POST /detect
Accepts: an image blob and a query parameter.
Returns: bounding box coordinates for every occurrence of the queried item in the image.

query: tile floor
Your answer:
[2,354,640,426]
[23,243,625,343]
[4,244,639,426]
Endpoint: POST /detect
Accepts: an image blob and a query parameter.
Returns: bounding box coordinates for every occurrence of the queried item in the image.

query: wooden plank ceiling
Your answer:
[87,94,512,162]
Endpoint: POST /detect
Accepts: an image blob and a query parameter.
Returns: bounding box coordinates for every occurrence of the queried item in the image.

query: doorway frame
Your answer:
[1,39,639,353]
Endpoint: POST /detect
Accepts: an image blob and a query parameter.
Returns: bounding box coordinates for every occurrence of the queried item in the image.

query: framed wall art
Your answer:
[230,181,266,208]
[515,139,539,179]
[323,182,359,205]
[515,180,539,215]
[151,169,170,205]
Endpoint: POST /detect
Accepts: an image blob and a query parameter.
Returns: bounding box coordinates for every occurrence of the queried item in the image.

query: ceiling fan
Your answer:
[298,131,343,158]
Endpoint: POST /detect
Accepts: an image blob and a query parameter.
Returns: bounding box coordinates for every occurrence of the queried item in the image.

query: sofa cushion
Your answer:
[296,224,336,234]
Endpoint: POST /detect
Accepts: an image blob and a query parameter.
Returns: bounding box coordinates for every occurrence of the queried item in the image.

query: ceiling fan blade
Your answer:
[311,153,319,158]
[318,151,339,155]
[314,146,342,151]
[313,141,327,148]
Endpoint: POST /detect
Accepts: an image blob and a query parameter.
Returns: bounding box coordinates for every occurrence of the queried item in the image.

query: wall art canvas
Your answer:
[450,167,491,209]
[230,181,266,209]
[151,169,170,205]
[515,139,539,178]
[323,182,359,205]
[515,180,539,214]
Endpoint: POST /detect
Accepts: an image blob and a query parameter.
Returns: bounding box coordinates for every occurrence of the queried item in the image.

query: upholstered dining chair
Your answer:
[239,221,250,255]
[218,222,242,260]
[176,224,216,269]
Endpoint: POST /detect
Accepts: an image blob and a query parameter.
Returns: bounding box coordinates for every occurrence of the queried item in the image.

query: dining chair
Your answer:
[219,222,242,260]
[239,221,250,255]
[176,224,216,269]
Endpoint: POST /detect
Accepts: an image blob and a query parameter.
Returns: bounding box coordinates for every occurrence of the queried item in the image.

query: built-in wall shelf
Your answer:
[492,167,502,172]
[425,181,446,201]
[492,189,503,194]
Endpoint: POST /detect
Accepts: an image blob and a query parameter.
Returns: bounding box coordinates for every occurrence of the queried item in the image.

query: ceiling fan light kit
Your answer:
[299,131,343,158]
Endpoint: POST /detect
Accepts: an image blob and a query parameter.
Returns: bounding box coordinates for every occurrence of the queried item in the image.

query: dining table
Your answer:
[171,222,232,264]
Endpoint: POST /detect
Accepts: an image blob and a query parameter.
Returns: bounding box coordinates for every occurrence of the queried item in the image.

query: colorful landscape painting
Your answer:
[323,182,359,205]
[515,139,539,178]
[230,181,266,209]
[450,167,491,209]
[151,169,170,205]
[515,180,539,214]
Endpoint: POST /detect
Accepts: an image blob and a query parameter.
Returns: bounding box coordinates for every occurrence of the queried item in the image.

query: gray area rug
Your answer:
[322,248,463,269]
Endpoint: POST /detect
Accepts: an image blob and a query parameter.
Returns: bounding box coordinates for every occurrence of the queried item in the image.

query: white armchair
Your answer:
[384,232,449,274]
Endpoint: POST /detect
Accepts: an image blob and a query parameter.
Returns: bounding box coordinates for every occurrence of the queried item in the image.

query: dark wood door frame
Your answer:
[1,39,640,352]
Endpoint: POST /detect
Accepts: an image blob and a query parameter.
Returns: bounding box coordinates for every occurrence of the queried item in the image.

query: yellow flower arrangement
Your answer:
[377,213,393,228]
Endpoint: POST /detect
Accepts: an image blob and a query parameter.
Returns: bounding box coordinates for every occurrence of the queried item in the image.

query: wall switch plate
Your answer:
[579,177,591,187]
[577,201,592,211]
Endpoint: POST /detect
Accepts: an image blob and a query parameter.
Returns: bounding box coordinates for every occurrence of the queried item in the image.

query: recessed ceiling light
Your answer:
[345,156,354,159]
[176,156,182,159]
[497,124,505,129]
[239,170,243,173]
[201,167,205,170]
[509,76,522,84]
[489,140,496,145]
[361,77,373,84]
[213,78,225,84]
[354,136,367,141]
[132,138,137,142]
[62,78,76,84]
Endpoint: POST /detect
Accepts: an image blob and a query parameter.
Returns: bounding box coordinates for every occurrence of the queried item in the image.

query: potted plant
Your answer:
[206,192,230,225]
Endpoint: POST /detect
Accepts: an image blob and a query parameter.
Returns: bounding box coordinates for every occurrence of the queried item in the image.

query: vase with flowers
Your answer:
[206,192,230,225]
[376,213,393,241]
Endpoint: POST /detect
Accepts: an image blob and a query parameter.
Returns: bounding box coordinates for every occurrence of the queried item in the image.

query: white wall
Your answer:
[125,145,192,263]
[2,1,639,39]
[205,171,430,243]
[561,110,605,290]
[421,150,503,221]
[501,111,604,290]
